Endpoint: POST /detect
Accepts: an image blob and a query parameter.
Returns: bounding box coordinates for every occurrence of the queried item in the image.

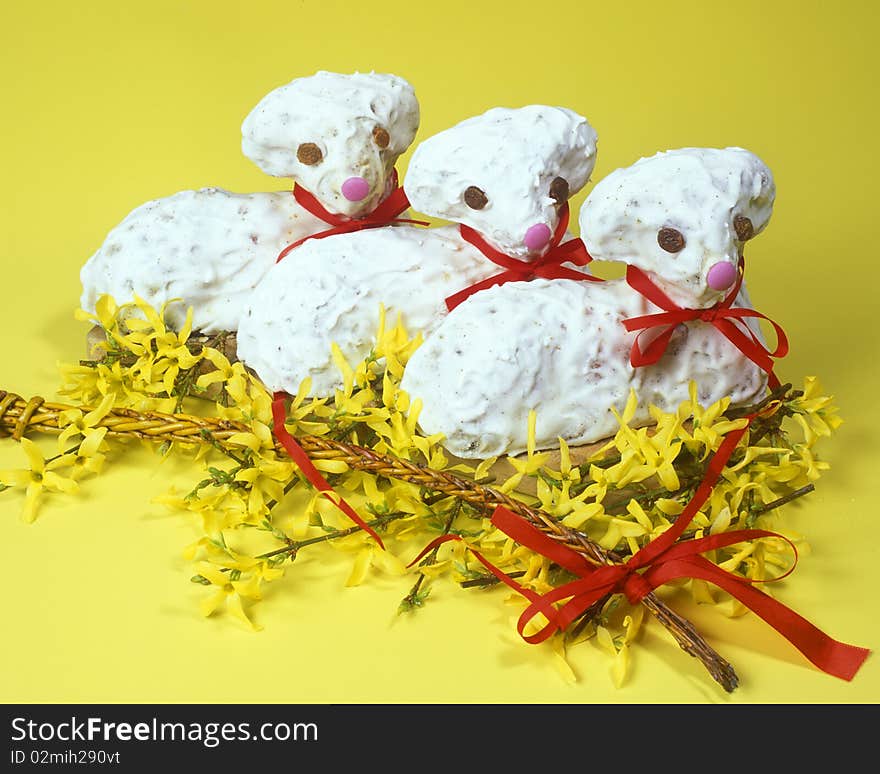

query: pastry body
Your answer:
[238,225,509,394]
[401,147,777,458]
[80,70,420,332]
[400,278,765,457]
[80,188,322,333]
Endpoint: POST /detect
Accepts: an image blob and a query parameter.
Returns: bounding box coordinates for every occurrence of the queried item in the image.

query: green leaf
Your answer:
[365,501,390,516]
[260,519,289,542]
[450,526,484,538]
[209,532,228,550]
[207,466,235,485]
[398,587,431,614]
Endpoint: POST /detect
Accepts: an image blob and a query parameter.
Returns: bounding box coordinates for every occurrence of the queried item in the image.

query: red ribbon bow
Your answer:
[444,202,601,312]
[271,392,385,549]
[409,412,869,681]
[276,169,429,263]
[622,258,789,389]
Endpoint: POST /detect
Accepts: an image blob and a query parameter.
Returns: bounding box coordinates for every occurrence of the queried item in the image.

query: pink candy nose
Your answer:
[707,261,737,291]
[524,223,552,251]
[341,176,370,202]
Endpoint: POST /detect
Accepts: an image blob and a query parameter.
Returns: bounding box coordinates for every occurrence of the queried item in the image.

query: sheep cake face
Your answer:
[404,106,597,259]
[241,71,420,218]
[581,147,775,308]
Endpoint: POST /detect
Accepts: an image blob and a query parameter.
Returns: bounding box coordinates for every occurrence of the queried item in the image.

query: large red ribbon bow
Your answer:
[444,202,601,312]
[271,392,385,549]
[276,169,429,263]
[622,258,789,389]
[409,413,869,681]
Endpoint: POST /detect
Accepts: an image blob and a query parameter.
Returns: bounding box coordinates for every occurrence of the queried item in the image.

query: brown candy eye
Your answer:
[657,227,686,253]
[734,215,754,241]
[464,186,488,210]
[372,126,390,149]
[549,177,569,204]
[296,142,323,165]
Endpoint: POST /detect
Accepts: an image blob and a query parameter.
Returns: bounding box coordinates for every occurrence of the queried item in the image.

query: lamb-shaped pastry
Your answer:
[399,147,784,458]
[79,71,420,333]
[236,105,598,396]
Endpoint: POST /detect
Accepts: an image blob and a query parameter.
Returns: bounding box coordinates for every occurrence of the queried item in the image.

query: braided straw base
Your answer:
[0,387,739,692]
[87,324,240,402]
[86,324,616,491]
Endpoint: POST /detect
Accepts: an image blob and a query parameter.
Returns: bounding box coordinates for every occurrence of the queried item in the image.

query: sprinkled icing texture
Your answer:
[241,71,420,217]
[237,103,598,395]
[400,279,766,458]
[581,147,774,309]
[236,225,504,395]
[80,188,322,333]
[404,106,598,259]
[402,147,775,458]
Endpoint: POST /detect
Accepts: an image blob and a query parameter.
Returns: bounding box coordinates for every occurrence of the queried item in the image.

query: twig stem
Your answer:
[401,500,461,609]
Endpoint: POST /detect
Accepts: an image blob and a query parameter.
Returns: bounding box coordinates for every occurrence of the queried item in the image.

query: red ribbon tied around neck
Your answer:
[409,411,870,681]
[271,391,384,549]
[622,258,789,389]
[276,168,429,263]
[444,202,602,312]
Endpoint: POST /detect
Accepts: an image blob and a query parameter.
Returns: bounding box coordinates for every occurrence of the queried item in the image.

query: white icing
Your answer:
[241,71,420,217]
[81,72,421,332]
[236,225,504,394]
[400,147,774,458]
[236,104,598,395]
[80,188,326,333]
[404,106,597,258]
[400,278,766,457]
[581,147,774,308]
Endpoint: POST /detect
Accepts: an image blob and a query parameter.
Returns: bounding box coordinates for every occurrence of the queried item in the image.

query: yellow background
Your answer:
[1,0,878,703]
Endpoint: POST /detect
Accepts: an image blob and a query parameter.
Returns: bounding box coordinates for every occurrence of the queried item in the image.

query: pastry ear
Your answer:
[404,141,471,220]
[738,150,775,236]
